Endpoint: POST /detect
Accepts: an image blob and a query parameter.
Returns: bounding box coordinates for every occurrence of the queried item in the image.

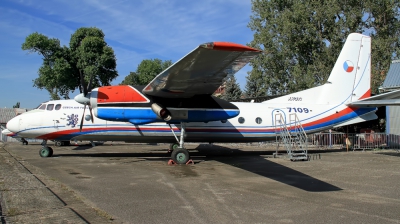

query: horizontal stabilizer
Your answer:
[333,112,377,127]
[348,89,400,107]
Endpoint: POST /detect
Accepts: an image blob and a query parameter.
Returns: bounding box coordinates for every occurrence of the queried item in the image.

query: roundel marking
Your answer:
[343,60,354,72]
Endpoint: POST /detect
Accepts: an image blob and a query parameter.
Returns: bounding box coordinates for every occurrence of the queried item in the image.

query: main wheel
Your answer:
[169,143,179,152]
[23,140,28,145]
[48,147,54,157]
[171,148,190,164]
[39,147,53,158]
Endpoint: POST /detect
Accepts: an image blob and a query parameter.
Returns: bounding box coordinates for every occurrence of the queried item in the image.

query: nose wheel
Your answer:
[39,146,54,157]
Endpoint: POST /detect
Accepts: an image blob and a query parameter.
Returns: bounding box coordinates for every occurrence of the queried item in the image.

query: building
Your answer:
[0,108,28,141]
[379,60,400,135]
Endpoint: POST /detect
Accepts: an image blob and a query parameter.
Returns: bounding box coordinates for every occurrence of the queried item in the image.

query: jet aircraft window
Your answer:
[256,117,262,124]
[46,104,54,111]
[39,104,46,110]
[238,117,245,124]
[55,104,62,110]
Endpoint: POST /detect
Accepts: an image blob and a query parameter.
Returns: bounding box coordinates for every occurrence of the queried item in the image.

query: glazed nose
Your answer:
[6,116,20,133]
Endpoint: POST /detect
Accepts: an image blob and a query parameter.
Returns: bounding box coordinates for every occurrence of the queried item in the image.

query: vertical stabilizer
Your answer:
[264,33,371,105]
[318,33,371,104]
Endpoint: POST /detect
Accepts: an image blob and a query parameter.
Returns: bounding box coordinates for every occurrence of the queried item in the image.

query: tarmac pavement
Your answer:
[1,141,400,223]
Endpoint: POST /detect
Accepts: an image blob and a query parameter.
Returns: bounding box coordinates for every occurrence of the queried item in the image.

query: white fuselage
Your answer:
[6,99,376,143]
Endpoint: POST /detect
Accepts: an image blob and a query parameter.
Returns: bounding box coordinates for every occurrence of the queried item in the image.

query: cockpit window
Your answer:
[55,104,62,110]
[39,104,46,110]
[46,104,54,111]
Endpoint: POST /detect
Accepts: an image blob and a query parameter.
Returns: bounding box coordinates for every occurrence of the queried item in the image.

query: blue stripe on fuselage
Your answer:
[97,108,239,122]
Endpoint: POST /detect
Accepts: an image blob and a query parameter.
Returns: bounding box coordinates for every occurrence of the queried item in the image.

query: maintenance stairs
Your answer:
[274,113,308,161]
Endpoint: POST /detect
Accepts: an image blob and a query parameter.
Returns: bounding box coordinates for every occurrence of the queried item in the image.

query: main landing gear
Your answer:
[39,140,53,158]
[54,141,71,147]
[168,122,193,165]
[21,138,28,145]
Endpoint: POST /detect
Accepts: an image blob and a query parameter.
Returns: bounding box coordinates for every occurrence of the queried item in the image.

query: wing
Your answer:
[348,89,400,107]
[143,42,262,98]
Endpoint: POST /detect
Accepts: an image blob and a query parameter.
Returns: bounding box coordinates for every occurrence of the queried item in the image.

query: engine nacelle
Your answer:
[151,103,171,121]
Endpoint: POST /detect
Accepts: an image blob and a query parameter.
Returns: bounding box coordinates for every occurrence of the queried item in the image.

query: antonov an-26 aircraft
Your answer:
[6,33,378,164]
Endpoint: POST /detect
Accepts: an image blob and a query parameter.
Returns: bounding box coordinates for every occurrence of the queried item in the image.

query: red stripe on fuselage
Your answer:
[302,107,354,128]
[37,126,181,140]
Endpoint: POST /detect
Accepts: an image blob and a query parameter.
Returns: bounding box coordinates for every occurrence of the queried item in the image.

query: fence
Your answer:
[307,132,398,151]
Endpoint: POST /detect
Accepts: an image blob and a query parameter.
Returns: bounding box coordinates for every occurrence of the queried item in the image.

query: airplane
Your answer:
[6,33,378,164]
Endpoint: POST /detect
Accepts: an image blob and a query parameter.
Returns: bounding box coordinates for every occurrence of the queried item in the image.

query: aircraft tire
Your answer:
[171,148,190,164]
[23,141,28,145]
[169,143,179,152]
[55,141,62,147]
[48,147,54,157]
[39,147,53,158]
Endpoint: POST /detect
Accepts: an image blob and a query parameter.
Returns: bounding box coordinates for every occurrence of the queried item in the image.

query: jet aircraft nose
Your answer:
[6,116,20,133]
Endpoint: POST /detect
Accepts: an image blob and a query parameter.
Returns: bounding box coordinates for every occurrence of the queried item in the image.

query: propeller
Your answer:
[76,71,95,132]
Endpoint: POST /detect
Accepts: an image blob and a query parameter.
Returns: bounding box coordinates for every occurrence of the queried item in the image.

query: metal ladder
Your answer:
[274,113,308,161]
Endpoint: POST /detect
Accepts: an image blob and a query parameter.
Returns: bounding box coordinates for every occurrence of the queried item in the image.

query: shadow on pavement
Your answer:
[55,143,342,192]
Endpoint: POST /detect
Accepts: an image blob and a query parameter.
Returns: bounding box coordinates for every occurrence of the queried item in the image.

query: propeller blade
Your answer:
[79,70,88,96]
[79,104,87,132]
[87,74,94,93]
[89,105,94,123]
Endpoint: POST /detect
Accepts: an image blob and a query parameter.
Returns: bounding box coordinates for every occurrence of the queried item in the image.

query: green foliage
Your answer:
[13,102,20,108]
[247,0,400,97]
[22,27,118,99]
[220,76,242,101]
[120,59,172,85]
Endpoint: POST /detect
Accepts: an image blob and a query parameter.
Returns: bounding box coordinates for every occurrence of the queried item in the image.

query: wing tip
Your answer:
[200,42,261,52]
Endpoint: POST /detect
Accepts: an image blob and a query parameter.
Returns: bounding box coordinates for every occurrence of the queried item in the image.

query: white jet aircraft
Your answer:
[7,33,378,163]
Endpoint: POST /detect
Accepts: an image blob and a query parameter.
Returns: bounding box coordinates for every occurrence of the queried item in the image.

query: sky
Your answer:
[0,0,255,109]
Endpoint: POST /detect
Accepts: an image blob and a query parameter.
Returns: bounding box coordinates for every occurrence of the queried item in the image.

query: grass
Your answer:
[7,207,21,216]
[93,207,114,221]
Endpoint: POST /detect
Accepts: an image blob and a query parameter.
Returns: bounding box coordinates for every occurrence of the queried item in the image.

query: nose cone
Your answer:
[1,129,15,136]
[74,92,91,105]
[6,116,20,133]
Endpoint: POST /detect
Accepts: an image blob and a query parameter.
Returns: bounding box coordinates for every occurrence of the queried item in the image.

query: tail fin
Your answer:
[265,33,371,105]
[320,33,371,104]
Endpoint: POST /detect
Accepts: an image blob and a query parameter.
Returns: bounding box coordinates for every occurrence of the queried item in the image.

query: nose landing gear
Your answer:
[38,140,53,157]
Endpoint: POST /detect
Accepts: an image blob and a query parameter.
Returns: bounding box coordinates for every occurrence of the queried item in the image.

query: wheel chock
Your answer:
[167,159,194,165]
[168,159,176,165]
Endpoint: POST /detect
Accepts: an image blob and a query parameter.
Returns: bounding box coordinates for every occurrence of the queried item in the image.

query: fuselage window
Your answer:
[256,117,262,124]
[39,104,46,110]
[46,104,54,111]
[55,104,62,110]
[238,117,245,124]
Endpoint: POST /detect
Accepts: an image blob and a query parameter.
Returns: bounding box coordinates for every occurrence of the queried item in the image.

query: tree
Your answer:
[13,102,20,108]
[22,27,118,100]
[120,59,172,85]
[220,75,242,101]
[247,0,400,96]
